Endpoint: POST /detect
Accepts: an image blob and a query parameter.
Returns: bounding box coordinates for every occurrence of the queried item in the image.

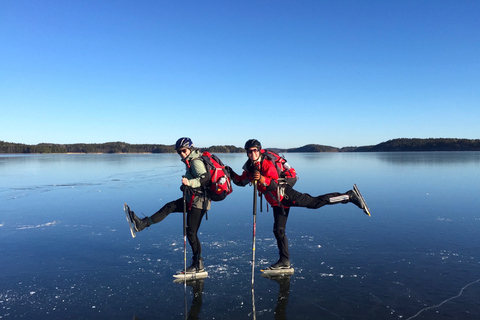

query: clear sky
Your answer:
[1,1,479,149]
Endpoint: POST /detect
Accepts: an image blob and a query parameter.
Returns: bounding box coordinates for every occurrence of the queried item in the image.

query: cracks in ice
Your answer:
[406,278,480,320]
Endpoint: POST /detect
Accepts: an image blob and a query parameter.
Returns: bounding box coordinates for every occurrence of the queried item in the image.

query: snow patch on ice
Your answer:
[17,221,60,230]
[436,217,452,222]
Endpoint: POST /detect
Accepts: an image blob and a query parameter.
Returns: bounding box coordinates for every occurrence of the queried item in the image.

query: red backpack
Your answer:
[198,151,233,201]
[262,150,298,187]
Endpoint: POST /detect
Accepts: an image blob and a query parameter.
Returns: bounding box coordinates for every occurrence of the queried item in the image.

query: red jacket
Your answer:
[233,150,284,207]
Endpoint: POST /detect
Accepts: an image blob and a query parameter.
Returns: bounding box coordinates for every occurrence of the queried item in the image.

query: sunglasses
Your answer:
[247,148,259,154]
[177,148,188,155]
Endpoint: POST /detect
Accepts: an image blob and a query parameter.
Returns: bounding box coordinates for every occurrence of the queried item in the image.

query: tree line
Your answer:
[1,138,480,154]
[351,138,480,152]
[0,141,243,154]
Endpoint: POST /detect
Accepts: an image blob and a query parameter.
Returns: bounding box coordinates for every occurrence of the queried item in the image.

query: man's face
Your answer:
[247,147,260,162]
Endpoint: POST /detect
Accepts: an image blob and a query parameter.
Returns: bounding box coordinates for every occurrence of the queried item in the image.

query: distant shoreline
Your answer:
[1,138,480,154]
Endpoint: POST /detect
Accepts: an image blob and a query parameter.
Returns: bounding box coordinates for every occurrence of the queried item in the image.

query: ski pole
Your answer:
[183,181,187,284]
[251,179,258,320]
[182,180,188,320]
[252,180,258,288]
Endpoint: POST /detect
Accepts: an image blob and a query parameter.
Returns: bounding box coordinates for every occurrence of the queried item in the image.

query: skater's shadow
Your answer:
[186,279,204,320]
[172,278,204,320]
[262,274,291,320]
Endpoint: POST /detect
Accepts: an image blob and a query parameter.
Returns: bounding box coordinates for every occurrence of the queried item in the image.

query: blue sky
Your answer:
[1,1,479,149]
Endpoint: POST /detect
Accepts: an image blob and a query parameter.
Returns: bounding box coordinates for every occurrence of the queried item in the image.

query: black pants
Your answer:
[273,206,290,262]
[272,185,348,262]
[150,197,207,258]
[281,185,346,208]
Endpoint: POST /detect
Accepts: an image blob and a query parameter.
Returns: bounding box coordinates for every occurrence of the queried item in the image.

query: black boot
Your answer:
[347,190,363,209]
[269,259,291,270]
[186,257,204,273]
[129,211,150,232]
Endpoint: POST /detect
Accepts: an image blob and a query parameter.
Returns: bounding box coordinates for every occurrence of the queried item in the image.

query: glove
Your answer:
[225,166,237,178]
[180,184,194,194]
[253,171,266,185]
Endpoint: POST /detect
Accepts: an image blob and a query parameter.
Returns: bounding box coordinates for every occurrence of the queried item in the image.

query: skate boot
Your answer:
[348,184,371,216]
[186,257,205,273]
[269,259,291,270]
[129,210,150,232]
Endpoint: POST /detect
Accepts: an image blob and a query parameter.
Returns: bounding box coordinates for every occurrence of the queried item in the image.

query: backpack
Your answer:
[198,151,233,201]
[262,150,298,187]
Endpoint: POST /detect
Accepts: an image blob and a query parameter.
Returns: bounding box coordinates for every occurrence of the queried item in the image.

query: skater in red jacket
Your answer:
[228,139,370,270]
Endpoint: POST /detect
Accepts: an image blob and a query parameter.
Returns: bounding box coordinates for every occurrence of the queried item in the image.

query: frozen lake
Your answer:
[1,152,480,319]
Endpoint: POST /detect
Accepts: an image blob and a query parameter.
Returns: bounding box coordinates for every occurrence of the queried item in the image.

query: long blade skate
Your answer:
[124,203,137,238]
[353,184,371,216]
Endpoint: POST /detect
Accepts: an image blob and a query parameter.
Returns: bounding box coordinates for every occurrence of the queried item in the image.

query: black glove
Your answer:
[180,185,194,194]
[225,166,237,178]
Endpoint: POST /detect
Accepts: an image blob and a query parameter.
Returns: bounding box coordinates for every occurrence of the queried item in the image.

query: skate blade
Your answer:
[353,184,371,216]
[123,203,137,238]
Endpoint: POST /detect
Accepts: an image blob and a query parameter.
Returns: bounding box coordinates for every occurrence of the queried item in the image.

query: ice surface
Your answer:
[1,153,480,319]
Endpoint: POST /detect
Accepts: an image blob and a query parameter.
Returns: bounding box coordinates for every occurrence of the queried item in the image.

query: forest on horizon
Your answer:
[1,138,480,154]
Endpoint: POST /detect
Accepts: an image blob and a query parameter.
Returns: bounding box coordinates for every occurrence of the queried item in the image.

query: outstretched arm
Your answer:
[226,166,250,187]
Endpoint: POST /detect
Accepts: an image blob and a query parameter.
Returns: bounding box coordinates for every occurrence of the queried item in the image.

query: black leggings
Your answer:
[150,197,206,258]
[273,206,290,262]
[281,185,344,209]
[272,186,347,262]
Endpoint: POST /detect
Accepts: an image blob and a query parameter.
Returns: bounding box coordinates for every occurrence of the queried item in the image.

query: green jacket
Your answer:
[182,149,211,211]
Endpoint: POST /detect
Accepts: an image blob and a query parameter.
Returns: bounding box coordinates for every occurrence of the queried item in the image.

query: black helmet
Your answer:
[244,139,262,150]
[175,137,194,150]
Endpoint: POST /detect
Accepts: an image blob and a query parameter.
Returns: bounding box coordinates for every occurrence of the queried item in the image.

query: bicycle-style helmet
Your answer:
[175,137,194,150]
[244,139,262,150]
